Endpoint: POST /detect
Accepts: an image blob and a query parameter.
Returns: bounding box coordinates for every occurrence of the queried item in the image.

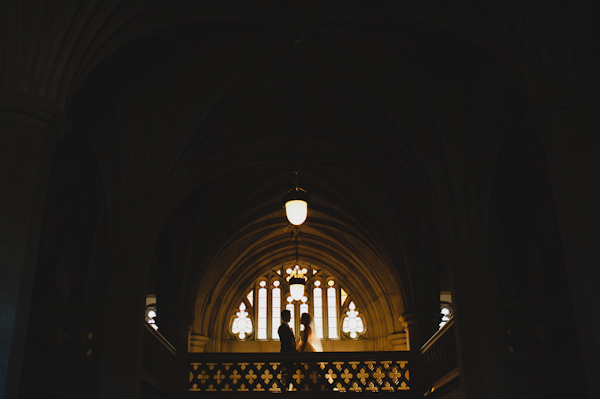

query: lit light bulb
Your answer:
[290,282,305,301]
[285,199,308,225]
[283,185,309,225]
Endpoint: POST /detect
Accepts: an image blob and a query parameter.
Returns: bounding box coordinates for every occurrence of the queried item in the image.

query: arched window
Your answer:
[439,292,453,329]
[145,295,158,331]
[342,301,365,339]
[230,263,366,341]
[439,304,453,329]
[231,302,253,339]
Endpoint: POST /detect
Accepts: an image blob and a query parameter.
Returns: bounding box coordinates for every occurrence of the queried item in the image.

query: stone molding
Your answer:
[388,331,408,351]
[97,251,159,269]
[526,85,600,142]
[438,248,500,266]
[189,334,210,353]
[0,95,70,141]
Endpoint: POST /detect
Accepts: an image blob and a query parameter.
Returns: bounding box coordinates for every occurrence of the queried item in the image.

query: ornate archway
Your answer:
[189,205,408,353]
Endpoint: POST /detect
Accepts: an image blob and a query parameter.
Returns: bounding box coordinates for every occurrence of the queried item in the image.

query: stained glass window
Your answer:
[257,282,268,339]
[327,281,338,339]
[145,307,158,330]
[313,282,324,339]
[439,305,452,329]
[231,302,253,339]
[272,281,281,338]
[229,265,364,341]
[342,301,365,339]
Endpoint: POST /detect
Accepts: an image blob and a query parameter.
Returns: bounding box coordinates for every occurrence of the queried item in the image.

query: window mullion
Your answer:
[267,284,272,339]
[295,302,300,334]
[323,286,329,339]
[254,284,258,341]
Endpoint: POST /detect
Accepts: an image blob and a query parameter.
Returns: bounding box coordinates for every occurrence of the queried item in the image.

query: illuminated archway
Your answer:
[190,207,408,353]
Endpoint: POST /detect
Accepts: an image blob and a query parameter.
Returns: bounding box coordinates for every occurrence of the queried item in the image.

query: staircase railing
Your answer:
[420,319,459,396]
[142,323,177,397]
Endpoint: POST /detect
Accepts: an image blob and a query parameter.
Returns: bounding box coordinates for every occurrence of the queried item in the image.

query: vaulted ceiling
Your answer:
[30,0,578,342]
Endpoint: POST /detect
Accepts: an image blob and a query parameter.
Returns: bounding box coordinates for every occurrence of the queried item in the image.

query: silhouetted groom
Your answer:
[278,310,297,353]
[278,309,297,389]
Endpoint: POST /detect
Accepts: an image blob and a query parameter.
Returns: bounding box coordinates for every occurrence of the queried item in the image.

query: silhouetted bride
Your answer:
[297,313,323,352]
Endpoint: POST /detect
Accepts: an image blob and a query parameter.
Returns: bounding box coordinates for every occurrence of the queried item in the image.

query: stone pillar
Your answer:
[0,98,68,399]
[96,255,153,399]
[400,312,439,352]
[447,250,509,399]
[175,315,193,399]
[399,312,436,397]
[529,91,600,398]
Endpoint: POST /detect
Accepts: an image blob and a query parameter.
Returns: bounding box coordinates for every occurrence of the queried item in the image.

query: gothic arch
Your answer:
[189,206,407,352]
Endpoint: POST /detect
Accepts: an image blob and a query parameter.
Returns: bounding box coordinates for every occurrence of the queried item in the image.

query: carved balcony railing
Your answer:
[188,351,415,396]
[421,319,459,396]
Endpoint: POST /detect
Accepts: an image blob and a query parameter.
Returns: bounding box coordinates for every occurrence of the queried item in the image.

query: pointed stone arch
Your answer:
[189,209,408,352]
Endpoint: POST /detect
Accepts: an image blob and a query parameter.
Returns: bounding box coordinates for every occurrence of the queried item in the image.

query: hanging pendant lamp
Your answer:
[282,37,309,226]
[287,229,307,301]
[283,180,309,226]
[288,265,306,301]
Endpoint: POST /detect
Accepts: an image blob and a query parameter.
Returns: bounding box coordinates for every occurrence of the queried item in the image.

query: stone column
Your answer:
[529,91,600,398]
[447,250,509,399]
[0,98,68,399]
[400,312,439,352]
[175,315,193,399]
[96,254,153,399]
[399,312,437,397]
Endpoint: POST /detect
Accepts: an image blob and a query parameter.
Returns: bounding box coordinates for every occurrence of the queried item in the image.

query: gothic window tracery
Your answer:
[145,295,159,331]
[229,264,366,341]
[342,301,365,339]
[231,302,253,339]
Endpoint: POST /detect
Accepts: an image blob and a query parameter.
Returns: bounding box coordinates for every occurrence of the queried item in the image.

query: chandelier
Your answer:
[286,228,307,301]
[283,35,308,297]
[288,265,307,301]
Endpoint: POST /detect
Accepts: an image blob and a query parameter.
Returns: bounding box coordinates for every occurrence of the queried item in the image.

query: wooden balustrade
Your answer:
[420,319,459,396]
[141,323,177,397]
[188,351,416,396]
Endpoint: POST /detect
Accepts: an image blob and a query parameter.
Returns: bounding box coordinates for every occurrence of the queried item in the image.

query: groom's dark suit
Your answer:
[278,322,296,352]
[278,321,296,389]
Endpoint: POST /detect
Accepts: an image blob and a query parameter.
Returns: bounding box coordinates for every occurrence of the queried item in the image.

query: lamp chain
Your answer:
[291,34,300,175]
[294,226,300,265]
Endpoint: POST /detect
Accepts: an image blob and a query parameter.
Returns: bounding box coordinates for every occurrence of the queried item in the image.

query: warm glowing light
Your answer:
[283,184,309,225]
[285,199,308,225]
[342,301,364,339]
[290,282,305,301]
[288,265,307,301]
[232,302,253,339]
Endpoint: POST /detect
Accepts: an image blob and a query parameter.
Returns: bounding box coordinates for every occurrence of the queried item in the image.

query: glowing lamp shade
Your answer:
[283,187,309,225]
[289,276,306,301]
[285,200,308,225]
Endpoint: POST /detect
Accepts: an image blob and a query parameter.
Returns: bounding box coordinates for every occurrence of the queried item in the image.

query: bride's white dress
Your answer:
[297,321,323,352]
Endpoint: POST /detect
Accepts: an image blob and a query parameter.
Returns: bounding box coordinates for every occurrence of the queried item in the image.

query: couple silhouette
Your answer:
[278,310,323,353]
[278,310,322,389]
